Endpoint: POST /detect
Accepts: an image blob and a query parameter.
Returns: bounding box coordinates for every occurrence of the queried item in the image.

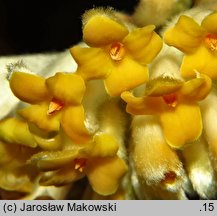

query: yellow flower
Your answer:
[70,8,163,96]
[9,71,91,144]
[121,74,212,149]
[30,133,128,196]
[164,12,217,79]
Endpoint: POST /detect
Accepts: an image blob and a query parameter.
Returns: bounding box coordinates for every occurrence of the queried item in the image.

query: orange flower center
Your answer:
[74,158,87,172]
[162,93,177,108]
[110,42,125,61]
[47,98,64,115]
[204,33,217,51]
[161,171,177,184]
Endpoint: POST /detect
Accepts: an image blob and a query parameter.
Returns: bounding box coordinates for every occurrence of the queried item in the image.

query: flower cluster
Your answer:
[1,7,217,200]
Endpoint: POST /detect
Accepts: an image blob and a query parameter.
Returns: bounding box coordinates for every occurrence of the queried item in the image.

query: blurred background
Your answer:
[0,0,138,55]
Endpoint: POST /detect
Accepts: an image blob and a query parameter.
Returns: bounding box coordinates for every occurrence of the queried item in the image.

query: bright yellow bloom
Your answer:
[9,72,91,144]
[164,12,217,79]
[70,8,163,96]
[30,133,128,196]
[121,74,212,149]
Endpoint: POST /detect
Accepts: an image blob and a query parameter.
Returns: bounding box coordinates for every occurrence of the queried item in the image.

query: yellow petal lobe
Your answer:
[181,46,217,79]
[180,74,212,101]
[86,157,128,195]
[9,72,50,103]
[46,73,85,105]
[83,134,119,157]
[61,106,92,144]
[164,15,205,53]
[104,57,149,96]
[18,103,61,132]
[33,133,62,150]
[121,91,165,115]
[160,103,202,149]
[201,12,217,34]
[123,25,163,64]
[70,46,111,80]
[83,14,129,47]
